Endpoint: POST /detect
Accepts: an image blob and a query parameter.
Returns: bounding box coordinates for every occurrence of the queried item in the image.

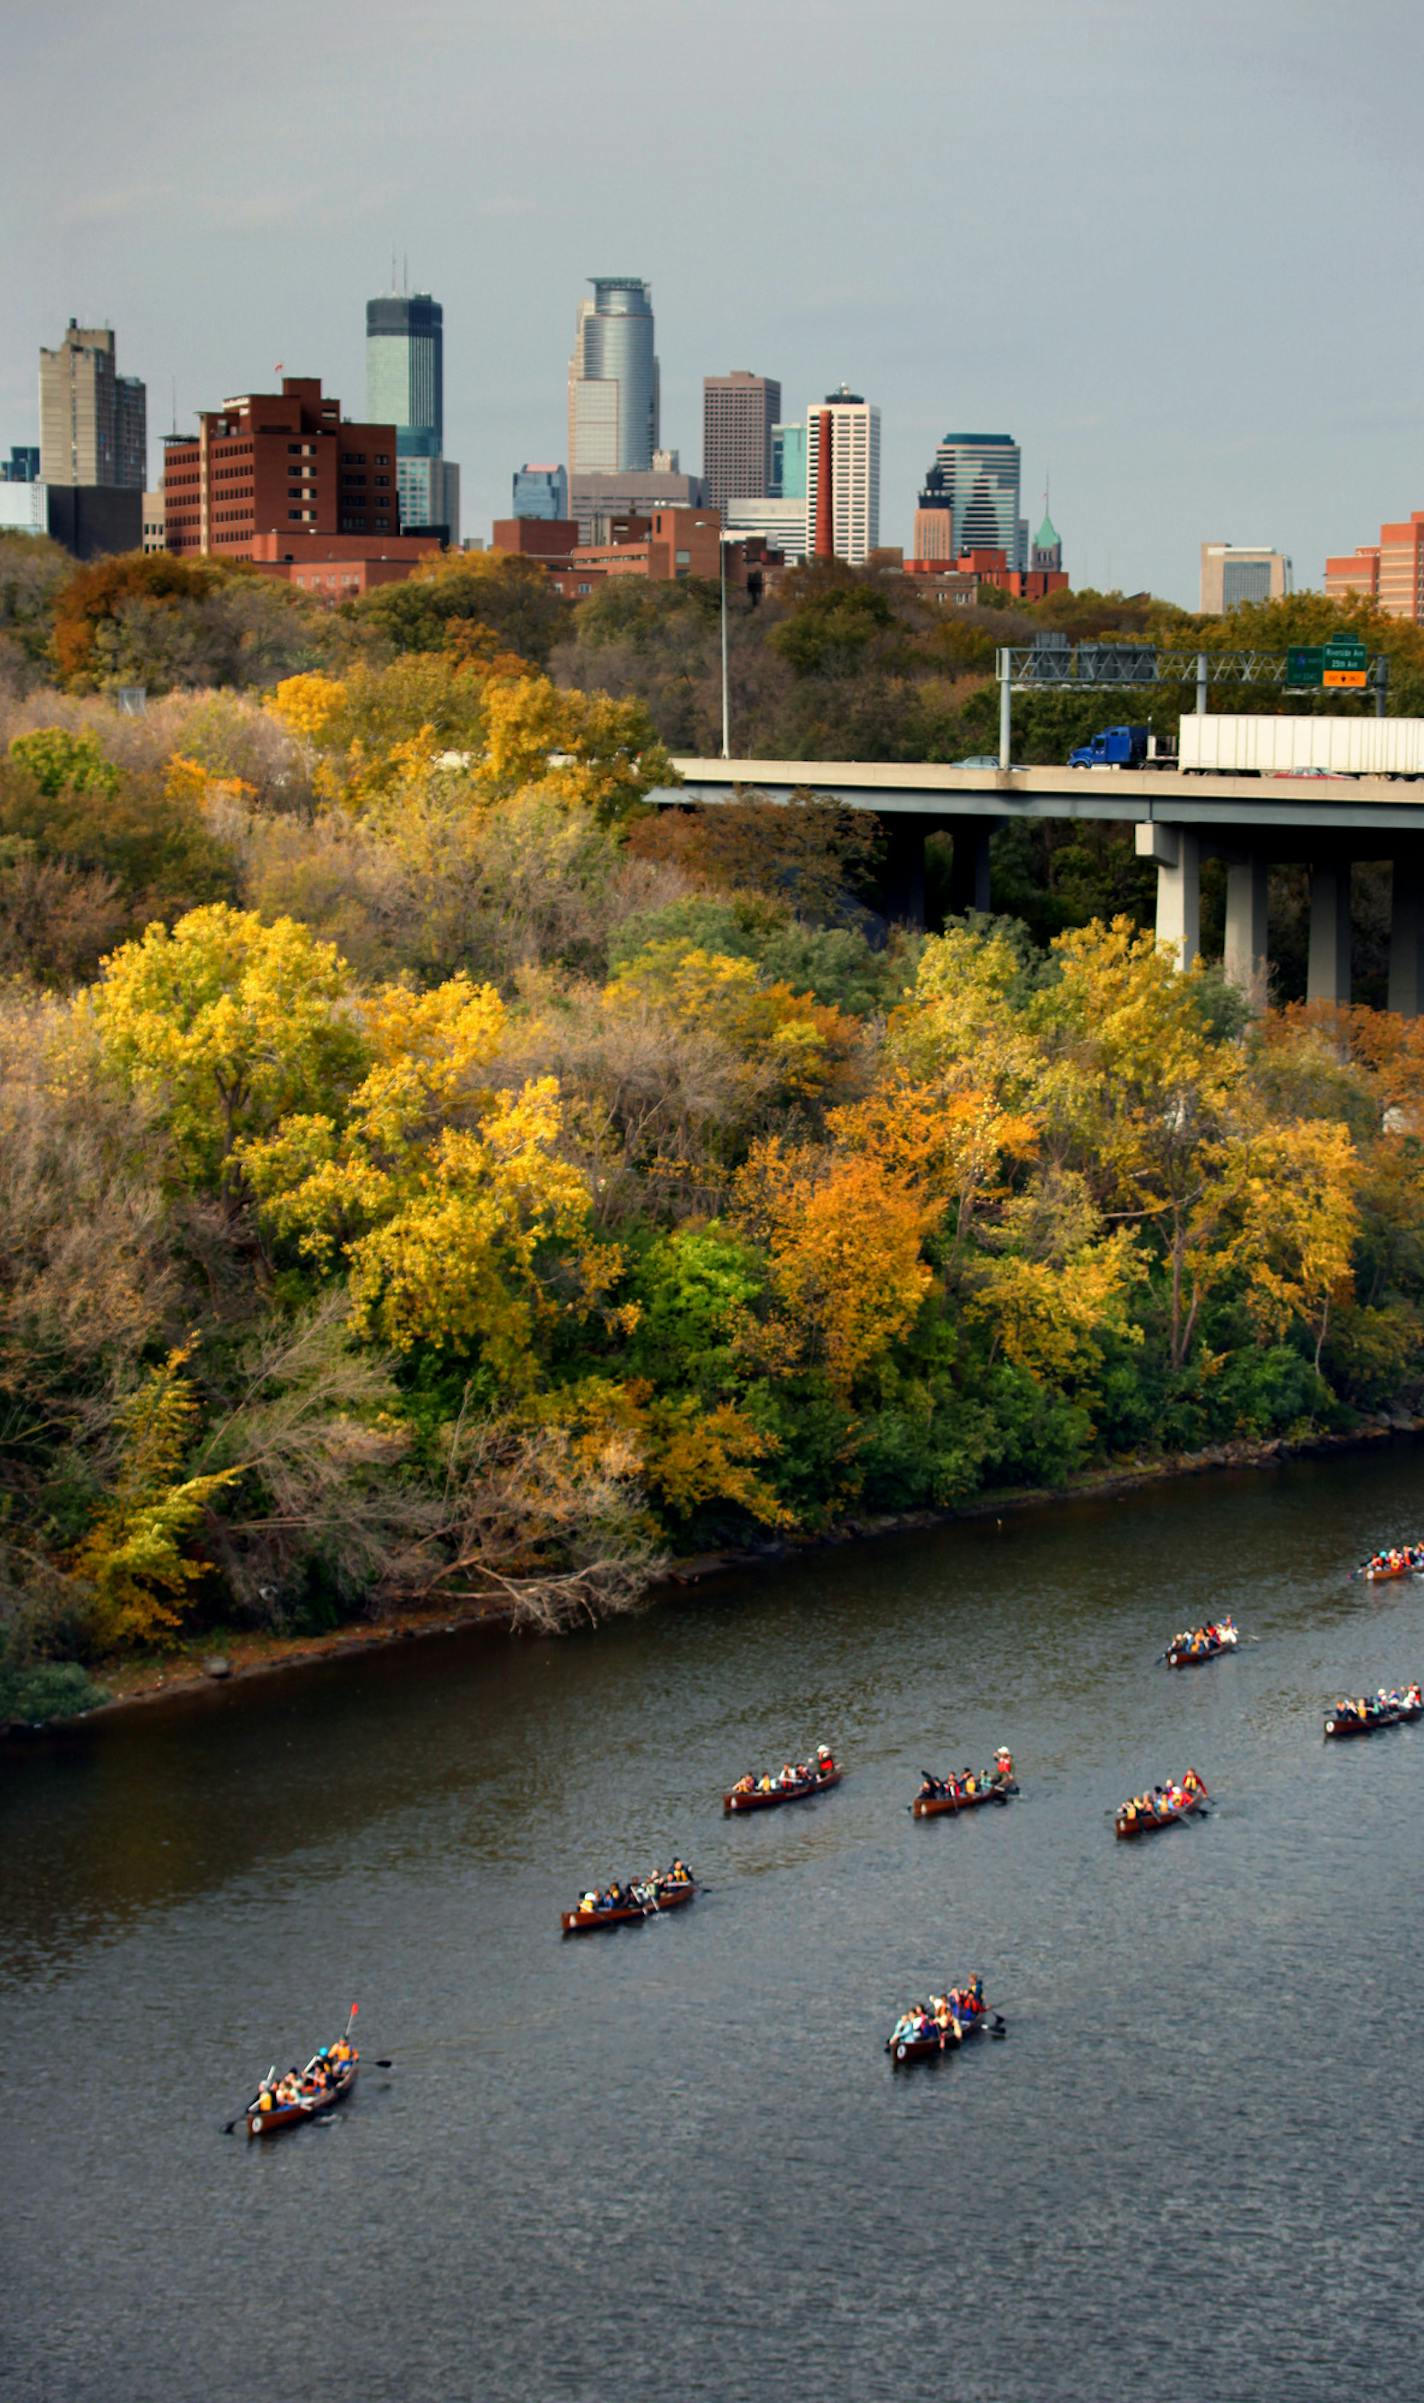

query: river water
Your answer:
[5,1444,1424,2403]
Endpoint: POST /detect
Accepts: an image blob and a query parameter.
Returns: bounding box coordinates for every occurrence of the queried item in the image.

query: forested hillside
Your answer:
[3,538,1422,1719]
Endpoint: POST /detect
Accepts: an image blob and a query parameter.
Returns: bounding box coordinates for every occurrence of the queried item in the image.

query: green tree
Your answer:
[355,551,570,667]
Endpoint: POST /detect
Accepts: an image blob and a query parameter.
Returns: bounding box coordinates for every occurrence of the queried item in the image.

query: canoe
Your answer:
[724,1768,842,1814]
[1323,1698,1421,1739]
[246,2060,357,2139]
[911,1779,1017,1819]
[1362,1555,1423,1582]
[560,1881,697,1935]
[1114,1785,1208,1838]
[888,2008,1001,2065]
[1165,1631,1237,1668]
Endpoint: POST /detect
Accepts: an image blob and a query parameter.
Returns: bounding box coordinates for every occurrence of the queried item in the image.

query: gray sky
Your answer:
[5,0,1422,604]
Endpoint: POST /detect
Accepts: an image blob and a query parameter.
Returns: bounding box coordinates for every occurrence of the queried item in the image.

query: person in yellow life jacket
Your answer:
[330,2039,351,2065]
[258,2088,274,2111]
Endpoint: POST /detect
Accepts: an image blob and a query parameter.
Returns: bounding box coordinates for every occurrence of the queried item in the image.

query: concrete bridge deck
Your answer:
[654,758,1424,1012]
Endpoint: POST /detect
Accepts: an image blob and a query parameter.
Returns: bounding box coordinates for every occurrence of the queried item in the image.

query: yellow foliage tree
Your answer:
[1220,1118,1360,1368]
[85,904,366,1192]
[827,1079,1039,1242]
[265,672,349,742]
[71,1348,242,1648]
[480,674,670,818]
[242,976,598,1381]
[736,1139,941,1397]
[604,944,861,1102]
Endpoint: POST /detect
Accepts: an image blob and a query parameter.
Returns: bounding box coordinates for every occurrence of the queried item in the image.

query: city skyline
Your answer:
[2,0,1420,602]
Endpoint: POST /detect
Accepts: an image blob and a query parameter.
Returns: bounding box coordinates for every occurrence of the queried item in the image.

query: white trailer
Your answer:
[1179,714,1424,777]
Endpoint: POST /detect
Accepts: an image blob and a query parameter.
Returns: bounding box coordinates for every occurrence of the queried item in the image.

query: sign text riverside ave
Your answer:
[1288,638,1369,690]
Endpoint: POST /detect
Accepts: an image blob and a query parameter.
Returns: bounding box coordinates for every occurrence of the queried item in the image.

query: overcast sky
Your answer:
[5,0,1421,603]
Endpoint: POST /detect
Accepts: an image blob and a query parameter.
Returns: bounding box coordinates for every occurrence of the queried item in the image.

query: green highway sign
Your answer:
[1287,639,1370,689]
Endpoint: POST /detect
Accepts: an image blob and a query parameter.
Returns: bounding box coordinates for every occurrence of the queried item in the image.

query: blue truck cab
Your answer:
[1068,724,1152,769]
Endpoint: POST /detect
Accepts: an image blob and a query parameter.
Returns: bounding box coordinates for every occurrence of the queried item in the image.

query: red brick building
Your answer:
[904,545,1068,603]
[249,530,442,599]
[490,517,582,559]
[162,377,401,559]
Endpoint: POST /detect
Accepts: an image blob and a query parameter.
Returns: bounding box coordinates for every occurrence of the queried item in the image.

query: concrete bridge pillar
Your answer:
[1307,863,1352,1006]
[1136,822,1199,968]
[1389,851,1424,1016]
[947,817,993,916]
[1223,857,1269,998]
[876,814,927,926]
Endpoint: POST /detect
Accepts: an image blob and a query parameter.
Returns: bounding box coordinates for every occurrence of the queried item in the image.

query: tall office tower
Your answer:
[39,321,147,488]
[771,421,807,501]
[912,460,955,562]
[1200,540,1291,611]
[513,463,568,520]
[366,289,459,541]
[804,386,881,566]
[929,433,1021,562]
[702,372,780,510]
[567,278,658,475]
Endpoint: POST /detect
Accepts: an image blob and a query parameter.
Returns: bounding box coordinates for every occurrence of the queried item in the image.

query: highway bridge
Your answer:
[654,758,1424,1013]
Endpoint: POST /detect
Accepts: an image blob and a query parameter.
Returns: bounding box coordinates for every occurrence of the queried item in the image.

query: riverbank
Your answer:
[15,1407,1413,1735]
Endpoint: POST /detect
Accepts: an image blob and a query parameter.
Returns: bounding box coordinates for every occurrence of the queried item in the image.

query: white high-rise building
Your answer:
[803,387,880,566]
[567,279,659,476]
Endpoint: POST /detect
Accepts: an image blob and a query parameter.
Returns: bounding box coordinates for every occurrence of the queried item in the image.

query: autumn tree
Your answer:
[355,549,570,668]
[85,904,366,1193]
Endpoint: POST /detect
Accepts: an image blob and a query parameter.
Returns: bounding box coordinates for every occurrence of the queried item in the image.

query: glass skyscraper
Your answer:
[366,291,458,540]
[929,433,1022,565]
[513,464,568,520]
[567,278,659,476]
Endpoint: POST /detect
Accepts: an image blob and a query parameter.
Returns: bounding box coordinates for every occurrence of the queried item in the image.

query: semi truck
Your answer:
[1067,725,1178,769]
[1177,715,1424,777]
[1066,715,1424,776]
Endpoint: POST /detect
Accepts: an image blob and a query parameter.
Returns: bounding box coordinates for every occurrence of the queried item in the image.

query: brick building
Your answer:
[1325,511,1424,622]
[162,377,400,559]
[249,530,442,598]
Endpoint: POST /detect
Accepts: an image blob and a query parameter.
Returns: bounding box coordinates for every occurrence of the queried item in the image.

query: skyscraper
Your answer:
[567,279,658,476]
[702,372,780,509]
[804,387,880,566]
[771,422,807,502]
[513,464,568,520]
[912,460,955,563]
[366,289,459,541]
[39,321,146,488]
[929,434,1022,564]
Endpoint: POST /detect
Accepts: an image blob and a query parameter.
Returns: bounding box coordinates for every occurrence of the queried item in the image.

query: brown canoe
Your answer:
[911,1779,1016,1819]
[887,2008,1002,2064]
[560,1881,697,1935]
[1323,1698,1421,1738]
[724,1769,842,1814]
[246,2060,358,2138]
[1166,1632,1237,1668]
[1114,1785,1209,1839]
